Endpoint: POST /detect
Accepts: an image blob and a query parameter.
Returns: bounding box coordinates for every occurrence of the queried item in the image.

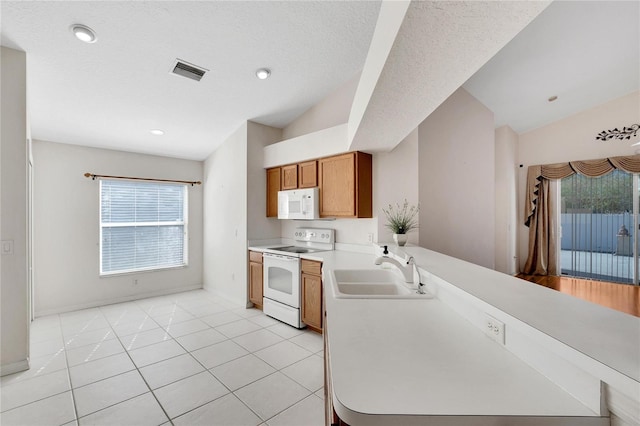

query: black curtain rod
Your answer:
[84,173,201,186]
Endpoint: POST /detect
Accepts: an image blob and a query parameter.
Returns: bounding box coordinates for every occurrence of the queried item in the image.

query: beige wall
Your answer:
[374,129,420,245]
[32,141,204,315]
[517,91,640,270]
[418,88,496,269]
[247,121,282,241]
[495,125,519,275]
[278,70,422,247]
[203,123,249,306]
[203,121,282,306]
[1,46,30,375]
[282,73,360,141]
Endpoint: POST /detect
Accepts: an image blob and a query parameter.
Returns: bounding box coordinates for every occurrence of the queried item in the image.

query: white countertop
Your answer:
[248,243,638,424]
[327,298,604,425]
[395,246,640,384]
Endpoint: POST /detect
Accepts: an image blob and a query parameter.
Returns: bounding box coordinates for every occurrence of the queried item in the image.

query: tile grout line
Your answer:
[59,312,81,426]
[18,292,324,425]
[166,317,266,424]
[105,304,174,426]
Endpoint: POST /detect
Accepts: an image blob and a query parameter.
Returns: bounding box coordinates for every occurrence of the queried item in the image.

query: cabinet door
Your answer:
[319,153,356,217]
[266,167,281,217]
[249,261,263,307]
[302,273,322,330]
[298,161,317,188]
[281,164,298,190]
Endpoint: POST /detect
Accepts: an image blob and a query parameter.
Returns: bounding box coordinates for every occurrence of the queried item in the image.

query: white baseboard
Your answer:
[1,359,30,377]
[202,285,247,308]
[35,284,203,317]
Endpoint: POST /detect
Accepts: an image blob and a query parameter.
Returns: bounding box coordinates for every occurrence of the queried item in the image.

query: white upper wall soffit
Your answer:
[348,0,551,153]
[0,1,381,160]
[463,1,640,135]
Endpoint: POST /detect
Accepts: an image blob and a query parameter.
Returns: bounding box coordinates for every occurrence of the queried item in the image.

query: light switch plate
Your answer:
[1,240,14,255]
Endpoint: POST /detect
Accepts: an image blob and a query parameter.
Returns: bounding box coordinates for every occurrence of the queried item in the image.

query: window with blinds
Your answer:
[100,180,188,275]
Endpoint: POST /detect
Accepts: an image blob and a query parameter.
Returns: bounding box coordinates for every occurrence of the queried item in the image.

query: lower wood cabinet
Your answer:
[301,259,323,332]
[249,251,263,309]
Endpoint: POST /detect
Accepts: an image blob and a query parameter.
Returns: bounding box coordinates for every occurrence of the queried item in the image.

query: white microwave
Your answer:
[278,188,320,220]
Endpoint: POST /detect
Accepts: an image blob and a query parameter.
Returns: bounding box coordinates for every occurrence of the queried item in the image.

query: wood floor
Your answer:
[517,274,640,318]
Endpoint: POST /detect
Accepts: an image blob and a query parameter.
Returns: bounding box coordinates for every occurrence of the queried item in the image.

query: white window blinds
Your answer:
[100,180,188,275]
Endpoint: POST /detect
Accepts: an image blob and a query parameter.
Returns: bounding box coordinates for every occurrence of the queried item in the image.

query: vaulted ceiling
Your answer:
[2,1,638,160]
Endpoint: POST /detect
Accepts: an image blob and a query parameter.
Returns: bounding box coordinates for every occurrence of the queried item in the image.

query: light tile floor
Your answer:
[0,290,325,426]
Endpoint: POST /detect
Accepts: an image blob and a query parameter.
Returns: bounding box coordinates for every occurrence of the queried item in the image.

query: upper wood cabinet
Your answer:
[266,167,281,217]
[319,152,372,218]
[265,151,371,218]
[281,164,298,190]
[298,161,317,188]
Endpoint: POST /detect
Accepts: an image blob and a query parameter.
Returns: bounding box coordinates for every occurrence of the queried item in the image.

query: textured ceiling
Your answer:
[0,1,381,160]
[349,1,551,152]
[4,1,635,161]
[463,0,640,134]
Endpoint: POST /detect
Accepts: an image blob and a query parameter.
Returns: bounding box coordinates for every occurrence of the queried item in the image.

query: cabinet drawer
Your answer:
[301,259,322,275]
[249,251,263,263]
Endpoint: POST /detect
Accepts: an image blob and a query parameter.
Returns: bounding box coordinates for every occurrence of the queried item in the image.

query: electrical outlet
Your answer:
[484,314,505,345]
[132,278,138,286]
[367,233,374,243]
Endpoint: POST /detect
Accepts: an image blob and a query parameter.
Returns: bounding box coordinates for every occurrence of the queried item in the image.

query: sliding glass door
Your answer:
[560,170,638,285]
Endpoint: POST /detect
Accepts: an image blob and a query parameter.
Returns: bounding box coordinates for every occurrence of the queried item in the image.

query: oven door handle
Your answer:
[263,253,299,262]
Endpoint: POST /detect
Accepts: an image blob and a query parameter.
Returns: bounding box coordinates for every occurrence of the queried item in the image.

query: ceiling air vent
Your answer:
[170,59,208,82]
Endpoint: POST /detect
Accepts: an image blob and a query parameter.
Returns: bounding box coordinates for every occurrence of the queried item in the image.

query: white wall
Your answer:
[203,123,248,306]
[495,125,519,275]
[263,124,349,169]
[32,140,203,315]
[517,91,640,270]
[1,46,30,375]
[418,88,496,269]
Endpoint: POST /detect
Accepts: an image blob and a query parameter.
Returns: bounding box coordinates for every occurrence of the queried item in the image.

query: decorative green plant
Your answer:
[382,199,419,234]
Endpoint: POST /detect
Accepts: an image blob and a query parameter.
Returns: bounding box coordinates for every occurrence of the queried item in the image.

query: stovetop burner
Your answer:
[266,246,324,254]
[263,228,335,257]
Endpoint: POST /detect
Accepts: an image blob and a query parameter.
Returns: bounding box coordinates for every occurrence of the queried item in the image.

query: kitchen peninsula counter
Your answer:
[303,246,638,426]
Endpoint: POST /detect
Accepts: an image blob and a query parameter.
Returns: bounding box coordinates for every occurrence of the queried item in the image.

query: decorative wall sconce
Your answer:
[596,124,639,141]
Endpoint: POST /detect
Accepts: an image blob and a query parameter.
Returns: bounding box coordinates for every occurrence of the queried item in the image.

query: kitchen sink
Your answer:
[331,269,432,299]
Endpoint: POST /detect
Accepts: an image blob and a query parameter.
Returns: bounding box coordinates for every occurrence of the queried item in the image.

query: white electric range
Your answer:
[262,228,334,328]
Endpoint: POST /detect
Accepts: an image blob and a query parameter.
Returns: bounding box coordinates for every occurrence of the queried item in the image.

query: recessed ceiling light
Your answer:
[256,68,271,80]
[150,129,164,136]
[548,95,558,102]
[70,24,97,43]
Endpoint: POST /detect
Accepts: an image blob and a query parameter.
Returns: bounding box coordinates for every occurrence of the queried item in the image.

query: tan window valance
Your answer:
[525,155,640,227]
